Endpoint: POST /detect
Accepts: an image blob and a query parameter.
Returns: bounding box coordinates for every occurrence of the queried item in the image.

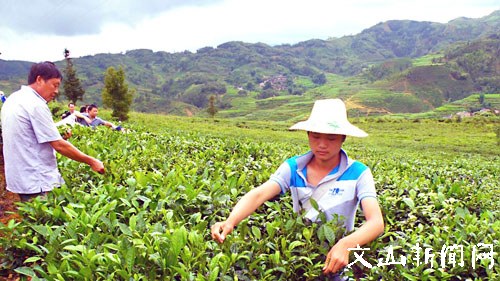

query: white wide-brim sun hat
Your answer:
[289,99,368,137]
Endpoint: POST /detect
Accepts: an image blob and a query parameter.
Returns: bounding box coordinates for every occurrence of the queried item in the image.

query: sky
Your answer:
[0,0,499,62]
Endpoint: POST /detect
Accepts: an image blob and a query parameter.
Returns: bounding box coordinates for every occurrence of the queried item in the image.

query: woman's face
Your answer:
[308,132,345,162]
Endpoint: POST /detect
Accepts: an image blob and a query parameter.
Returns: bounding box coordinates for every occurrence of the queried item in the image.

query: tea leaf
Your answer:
[303,228,312,241]
[24,256,42,263]
[403,198,415,210]
[288,241,305,251]
[208,266,220,281]
[310,198,319,211]
[323,225,336,245]
[14,267,35,277]
[118,223,133,236]
[251,226,262,240]
[32,225,49,237]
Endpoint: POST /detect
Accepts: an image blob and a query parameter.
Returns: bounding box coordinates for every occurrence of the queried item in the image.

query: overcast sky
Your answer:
[0,0,499,62]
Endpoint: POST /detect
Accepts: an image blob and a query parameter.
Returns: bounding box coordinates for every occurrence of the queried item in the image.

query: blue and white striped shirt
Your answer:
[269,149,377,231]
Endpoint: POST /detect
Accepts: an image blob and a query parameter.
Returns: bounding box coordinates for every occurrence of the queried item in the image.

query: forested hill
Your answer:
[280,10,500,75]
[0,10,499,119]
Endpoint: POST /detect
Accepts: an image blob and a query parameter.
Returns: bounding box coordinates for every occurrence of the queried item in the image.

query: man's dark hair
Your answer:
[28,61,63,84]
[87,104,98,112]
[80,106,87,113]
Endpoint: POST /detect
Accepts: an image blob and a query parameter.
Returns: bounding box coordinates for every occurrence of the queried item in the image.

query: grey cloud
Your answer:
[1,0,222,36]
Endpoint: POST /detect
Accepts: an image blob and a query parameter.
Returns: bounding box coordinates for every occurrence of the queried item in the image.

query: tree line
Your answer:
[63,49,134,121]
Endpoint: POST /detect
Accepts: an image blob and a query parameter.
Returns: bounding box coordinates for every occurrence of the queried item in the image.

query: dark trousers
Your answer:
[18,192,47,202]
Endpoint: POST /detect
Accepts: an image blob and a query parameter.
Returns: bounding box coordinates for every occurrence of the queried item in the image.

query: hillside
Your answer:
[370,32,500,112]
[0,10,499,120]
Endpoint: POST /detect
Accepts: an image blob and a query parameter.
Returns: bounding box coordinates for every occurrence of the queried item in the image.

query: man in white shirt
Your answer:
[1,61,105,202]
[60,103,75,119]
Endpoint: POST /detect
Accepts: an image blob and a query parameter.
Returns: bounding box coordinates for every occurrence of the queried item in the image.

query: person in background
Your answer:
[211,99,384,280]
[0,90,6,103]
[55,102,91,127]
[79,104,122,131]
[60,102,75,119]
[1,61,105,202]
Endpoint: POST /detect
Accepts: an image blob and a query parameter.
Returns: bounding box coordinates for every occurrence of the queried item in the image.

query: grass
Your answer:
[118,110,500,157]
[352,120,499,156]
[424,94,500,117]
[294,76,315,88]
[412,54,445,67]
[0,79,24,95]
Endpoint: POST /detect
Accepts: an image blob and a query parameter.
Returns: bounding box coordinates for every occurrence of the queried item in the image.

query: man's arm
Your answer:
[50,139,105,174]
[73,112,91,124]
[103,121,115,128]
[323,197,384,274]
[211,180,282,243]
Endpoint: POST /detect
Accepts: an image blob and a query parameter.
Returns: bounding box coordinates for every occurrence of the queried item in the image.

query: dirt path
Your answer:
[0,145,20,225]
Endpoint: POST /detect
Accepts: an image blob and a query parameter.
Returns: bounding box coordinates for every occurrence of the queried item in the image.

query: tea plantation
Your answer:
[1,113,499,280]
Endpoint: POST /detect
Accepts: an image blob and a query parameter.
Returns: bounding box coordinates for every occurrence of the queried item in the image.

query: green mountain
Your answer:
[363,32,500,113]
[0,10,499,120]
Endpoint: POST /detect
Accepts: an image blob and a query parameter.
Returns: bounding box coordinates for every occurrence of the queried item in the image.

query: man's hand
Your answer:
[323,197,384,275]
[210,182,281,244]
[323,239,351,274]
[89,158,105,174]
[62,128,72,140]
[211,221,235,243]
[50,140,106,175]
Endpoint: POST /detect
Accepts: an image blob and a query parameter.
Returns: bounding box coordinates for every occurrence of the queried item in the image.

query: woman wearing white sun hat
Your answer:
[211,99,384,278]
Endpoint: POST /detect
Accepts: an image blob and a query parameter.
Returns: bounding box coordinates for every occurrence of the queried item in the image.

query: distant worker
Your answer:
[211,99,384,279]
[80,104,90,113]
[60,102,76,119]
[1,61,105,202]
[60,103,73,118]
[79,104,122,131]
[55,102,92,127]
[0,90,6,103]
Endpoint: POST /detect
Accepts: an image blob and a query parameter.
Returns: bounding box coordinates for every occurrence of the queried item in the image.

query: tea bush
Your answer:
[1,118,499,280]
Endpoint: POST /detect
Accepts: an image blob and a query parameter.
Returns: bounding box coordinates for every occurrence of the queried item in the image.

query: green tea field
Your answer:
[1,112,499,280]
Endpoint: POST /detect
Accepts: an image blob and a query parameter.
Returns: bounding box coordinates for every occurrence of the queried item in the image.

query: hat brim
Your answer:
[289,120,368,137]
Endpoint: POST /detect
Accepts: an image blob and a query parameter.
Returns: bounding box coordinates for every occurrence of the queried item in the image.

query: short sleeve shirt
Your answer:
[54,114,77,127]
[79,113,106,128]
[269,149,377,231]
[1,86,64,193]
